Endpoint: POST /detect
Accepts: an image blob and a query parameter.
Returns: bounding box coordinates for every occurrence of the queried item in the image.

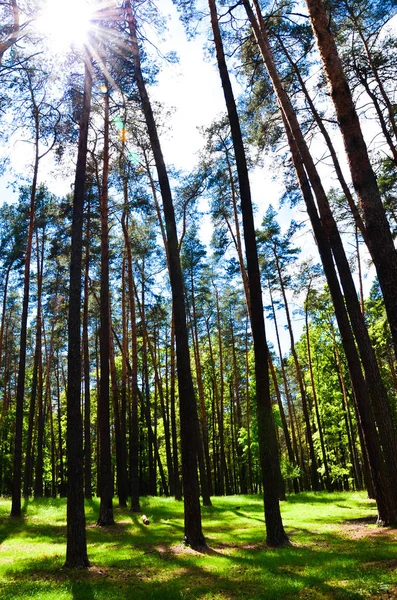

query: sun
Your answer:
[36,0,94,53]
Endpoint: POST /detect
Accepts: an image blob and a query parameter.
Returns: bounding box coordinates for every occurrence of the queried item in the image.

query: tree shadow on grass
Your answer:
[0,497,30,545]
[0,514,26,545]
[1,524,396,600]
[2,495,396,599]
[70,579,95,600]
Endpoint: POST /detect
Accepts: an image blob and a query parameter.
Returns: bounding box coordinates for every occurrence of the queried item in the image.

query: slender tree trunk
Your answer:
[97,84,114,527]
[0,263,13,402]
[330,325,363,490]
[244,0,397,522]
[11,104,40,517]
[170,312,182,500]
[83,196,92,500]
[41,311,57,497]
[209,0,288,545]
[353,15,397,150]
[64,56,92,568]
[126,3,205,548]
[23,329,39,498]
[355,226,365,317]
[56,358,65,497]
[121,211,140,512]
[120,258,129,499]
[274,252,320,490]
[305,294,332,491]
[268,286,303,484]
[284,114,397,523]
[214,291,230,494]
[306,0,397,361]
[268,355,297,494]
[244,319,254,493]
[134,287,172,498]
[358,74,397,166]
[153,328,174,497]
[110,318,128,507]
[187,276,212,504]
[33,230,45,498]
[276,32,366,240]
[230,320,248,494]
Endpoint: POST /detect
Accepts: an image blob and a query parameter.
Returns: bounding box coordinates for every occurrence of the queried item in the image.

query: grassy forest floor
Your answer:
[0,492,396,599]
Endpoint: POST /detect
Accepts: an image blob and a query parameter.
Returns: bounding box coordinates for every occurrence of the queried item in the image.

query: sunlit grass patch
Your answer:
[0,491,396,599]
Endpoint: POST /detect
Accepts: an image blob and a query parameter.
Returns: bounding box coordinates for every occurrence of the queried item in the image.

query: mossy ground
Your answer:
[0,492,396,599]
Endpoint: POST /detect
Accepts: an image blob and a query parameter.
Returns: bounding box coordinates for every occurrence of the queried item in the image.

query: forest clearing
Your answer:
[1,0,397,591]
[1,492,396,600]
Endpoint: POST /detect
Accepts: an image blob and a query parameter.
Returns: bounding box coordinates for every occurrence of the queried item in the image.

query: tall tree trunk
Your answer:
[306,0,397,361]
[153,326,174,497]
[120,257,129,500]
[126,3,205,548]
[64,56,92,568]
[244,0,397,522]
[56,357,65,497]
[83,196,92,500]
[41,310,57,497]
[214,290,230,495]
[284,113,397,523]
[330,323,363,490]
[305,294,332,491]
[276,32,366,240]
[187,277,212,505]
[11,101,40,517]
[170,312,182,500]
[121,210,140,512]
[33,230,45,498]
[230,319,248,494]
[268,355,298,494]
[110,316,128,507]
[134,286,172,498]
[244,319,254,493]
[274,251,320,490]
[0,262,13,404]
[97,83,114,527]
[23,328,39,498]
[209,0,288,546]
[268,286,303,485]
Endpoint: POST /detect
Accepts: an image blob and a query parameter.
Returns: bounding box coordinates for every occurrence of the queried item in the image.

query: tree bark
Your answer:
[97,83,114,527]
[305,292,332,491]
[244,0,397,523]
[126,3,205,548]
[121,210,140,512]
[33,229,45,498]
[209,0,288,546]
[83,195,92,500]
[306,0,397,361]
[64,56,92,568]
[284,114,397,523]
[274,250,320,491]
[11,94,40,517]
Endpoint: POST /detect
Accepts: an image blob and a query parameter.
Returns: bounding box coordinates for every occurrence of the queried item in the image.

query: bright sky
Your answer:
[1,0,374,355]
[0,0,318,354]
[148,0,310,351]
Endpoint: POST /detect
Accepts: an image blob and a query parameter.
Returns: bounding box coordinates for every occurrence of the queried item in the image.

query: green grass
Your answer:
[0,492,396,599]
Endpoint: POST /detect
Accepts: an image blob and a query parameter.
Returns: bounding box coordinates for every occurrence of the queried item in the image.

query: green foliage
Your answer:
[280,456,301,482]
